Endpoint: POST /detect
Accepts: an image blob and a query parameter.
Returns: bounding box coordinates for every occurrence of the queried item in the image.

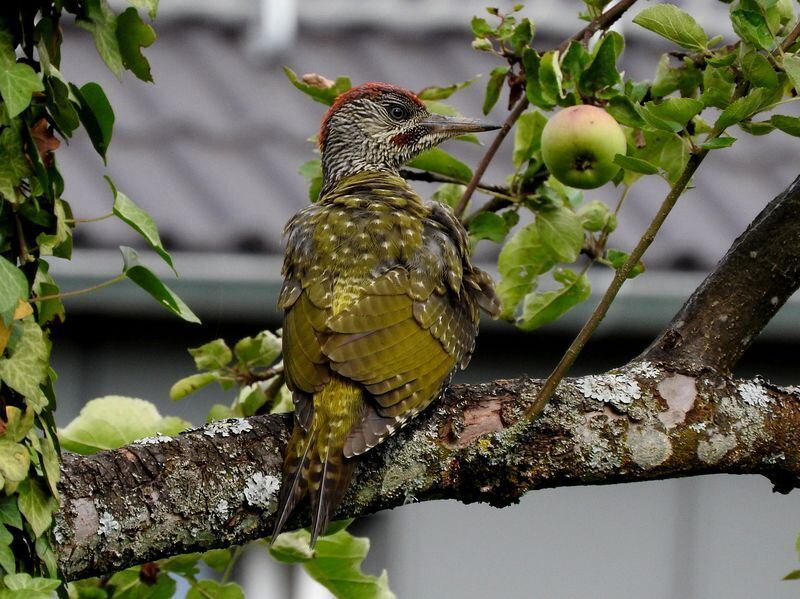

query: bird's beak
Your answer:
[421,113,501,135]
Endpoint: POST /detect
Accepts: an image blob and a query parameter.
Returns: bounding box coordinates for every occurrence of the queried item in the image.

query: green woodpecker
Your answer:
[272,82,500,545]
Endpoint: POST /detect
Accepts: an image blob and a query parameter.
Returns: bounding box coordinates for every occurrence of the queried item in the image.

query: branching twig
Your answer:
[454,0,641,220]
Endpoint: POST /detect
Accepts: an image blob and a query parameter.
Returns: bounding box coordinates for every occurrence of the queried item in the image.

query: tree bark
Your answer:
[54,172,800,581]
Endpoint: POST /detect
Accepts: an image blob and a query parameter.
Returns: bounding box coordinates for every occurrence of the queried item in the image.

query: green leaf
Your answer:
[202,548,234,573]
[699,66,735,109]
[606,95,646,128]
[77,0,123,77]
[298,158,323,202]
[0,530,14,574]
[483,66,508,114]
[784,569,800,580]
[407,148,472,183]
[468,213,510,244]
[633,4,709,51]
[578,200,615,232]
[536,207,584,263]
[59,395,190,454]
[731,9,775,50]
[431,183,465,208]
[495,224,556,320]
[561,41,591,83]
[632,130,689,184]
[2,573,60,599]
[283,68,352,106]
[190,338,232,370]
[606,249,645,278]
[0,62,44,119]
[107,177,175,273]
[233,330,281,368]
[108,568,177,599]
[116,8,156,82]
[120,246,200,323]
[579,32,623,93]
[715,87,771,130]
[782,54,800,92]
[699,135,737,149]
[771,114,800,136]
[538,51,564,103]
[641,98,704,129]
[741,52,779,88]
[510,18,534,55]
[0,118,32,202]
[512,110,546,168]
[522,49,554,109]
[36,199,73,259]
[614,154,659,175]
[651,55,702,98]
[170,372,217,401]
[270,527,396,599]
[471,16,493,37]
[518,269,591,330]
[71,82,114,162]
[126,0,158,19]
[17,480,56,537]
[0,497,22,530]
[187,580,243,599]
[0,257,28,316]
[0,320,48,411]
[0,440,29,484]
[417,78,476,101]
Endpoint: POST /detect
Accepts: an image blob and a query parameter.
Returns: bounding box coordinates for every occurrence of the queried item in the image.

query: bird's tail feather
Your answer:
[270,427,317,545]
[308,445,356,547]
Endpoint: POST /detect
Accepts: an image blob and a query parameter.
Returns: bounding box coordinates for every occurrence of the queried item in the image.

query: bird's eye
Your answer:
[388,104,410,121]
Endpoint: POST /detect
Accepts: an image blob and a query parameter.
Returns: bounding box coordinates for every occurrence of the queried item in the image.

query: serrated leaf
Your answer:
[417,79,476,101]
[513,110,547,168]
[495,224,555,320]
[483,66,508,114]
[606,95,646,128]
[170,372,217,401]
[538,51,563,103]
[518,269,591,330]
[120,246,200,323]
[631,130,689,184]
[715,87,771,130]
[771,114,800,136]
[107,177,174,272]
[642,98,703,128]
[741,52,779,88]
[270,527,397,599]
[284,68,352,106]
[77,0,123,77]
[522,49,554,109]
[731,9,775,50]
[17,480,56,538]
[536,207,583,263]
[579,32,623,93]
[187,580,243,599]
[0,258,28,316]
[783,54,800,92]
[189,338,232,370]
[614,154,659,175]
[116,8,156,82]
[700,135,737,149]
[561,41,591,83]
[71,82,114,162]
[0,320,48,411]
[510,18,534,55]
[407,148,472,183]
[0,62,44,118]
[468,212,509,244]
[651,54,702,98]
[699,66,735,109]
[633,4,709,51]
[233,330,281,367]
[59,395,190,454]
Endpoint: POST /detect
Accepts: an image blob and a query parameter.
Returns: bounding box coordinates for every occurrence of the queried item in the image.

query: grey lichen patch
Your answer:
[577,426,622,473]
[216,499,230,517]
[738,381,771,407]
[657,374,697,429]
[626,427,671,469]
[134,433,173,445]
[697,433,737,464]
[98,511,120,536]
[627,361,661,381]
[381,462,427,498]
[243,472,280,512]
[204,418,253,438]
[580,374,641,411]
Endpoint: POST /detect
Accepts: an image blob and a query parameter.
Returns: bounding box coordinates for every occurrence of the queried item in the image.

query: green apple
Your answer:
[540,105,627,190]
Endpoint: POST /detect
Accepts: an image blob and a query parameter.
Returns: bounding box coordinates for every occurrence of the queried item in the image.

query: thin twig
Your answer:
[454,0,641,220]
[399,169,515,200]
[66,212,114,224]
[30,273,127,303]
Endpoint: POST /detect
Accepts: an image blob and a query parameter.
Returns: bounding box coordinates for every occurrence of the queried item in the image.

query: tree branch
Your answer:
[55,368,800,581]
[643,174,800,373]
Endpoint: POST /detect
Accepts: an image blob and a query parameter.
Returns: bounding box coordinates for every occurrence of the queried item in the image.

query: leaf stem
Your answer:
[67,212,114,224]
[30,273,127,303]
[221,545,244,584]
[454,0,641,220]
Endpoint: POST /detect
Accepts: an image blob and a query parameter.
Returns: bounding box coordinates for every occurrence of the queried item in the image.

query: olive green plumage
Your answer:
[271,83,500,546]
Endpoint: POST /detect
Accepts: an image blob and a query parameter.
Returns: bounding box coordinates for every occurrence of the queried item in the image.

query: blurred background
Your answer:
[50,0,800,597]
